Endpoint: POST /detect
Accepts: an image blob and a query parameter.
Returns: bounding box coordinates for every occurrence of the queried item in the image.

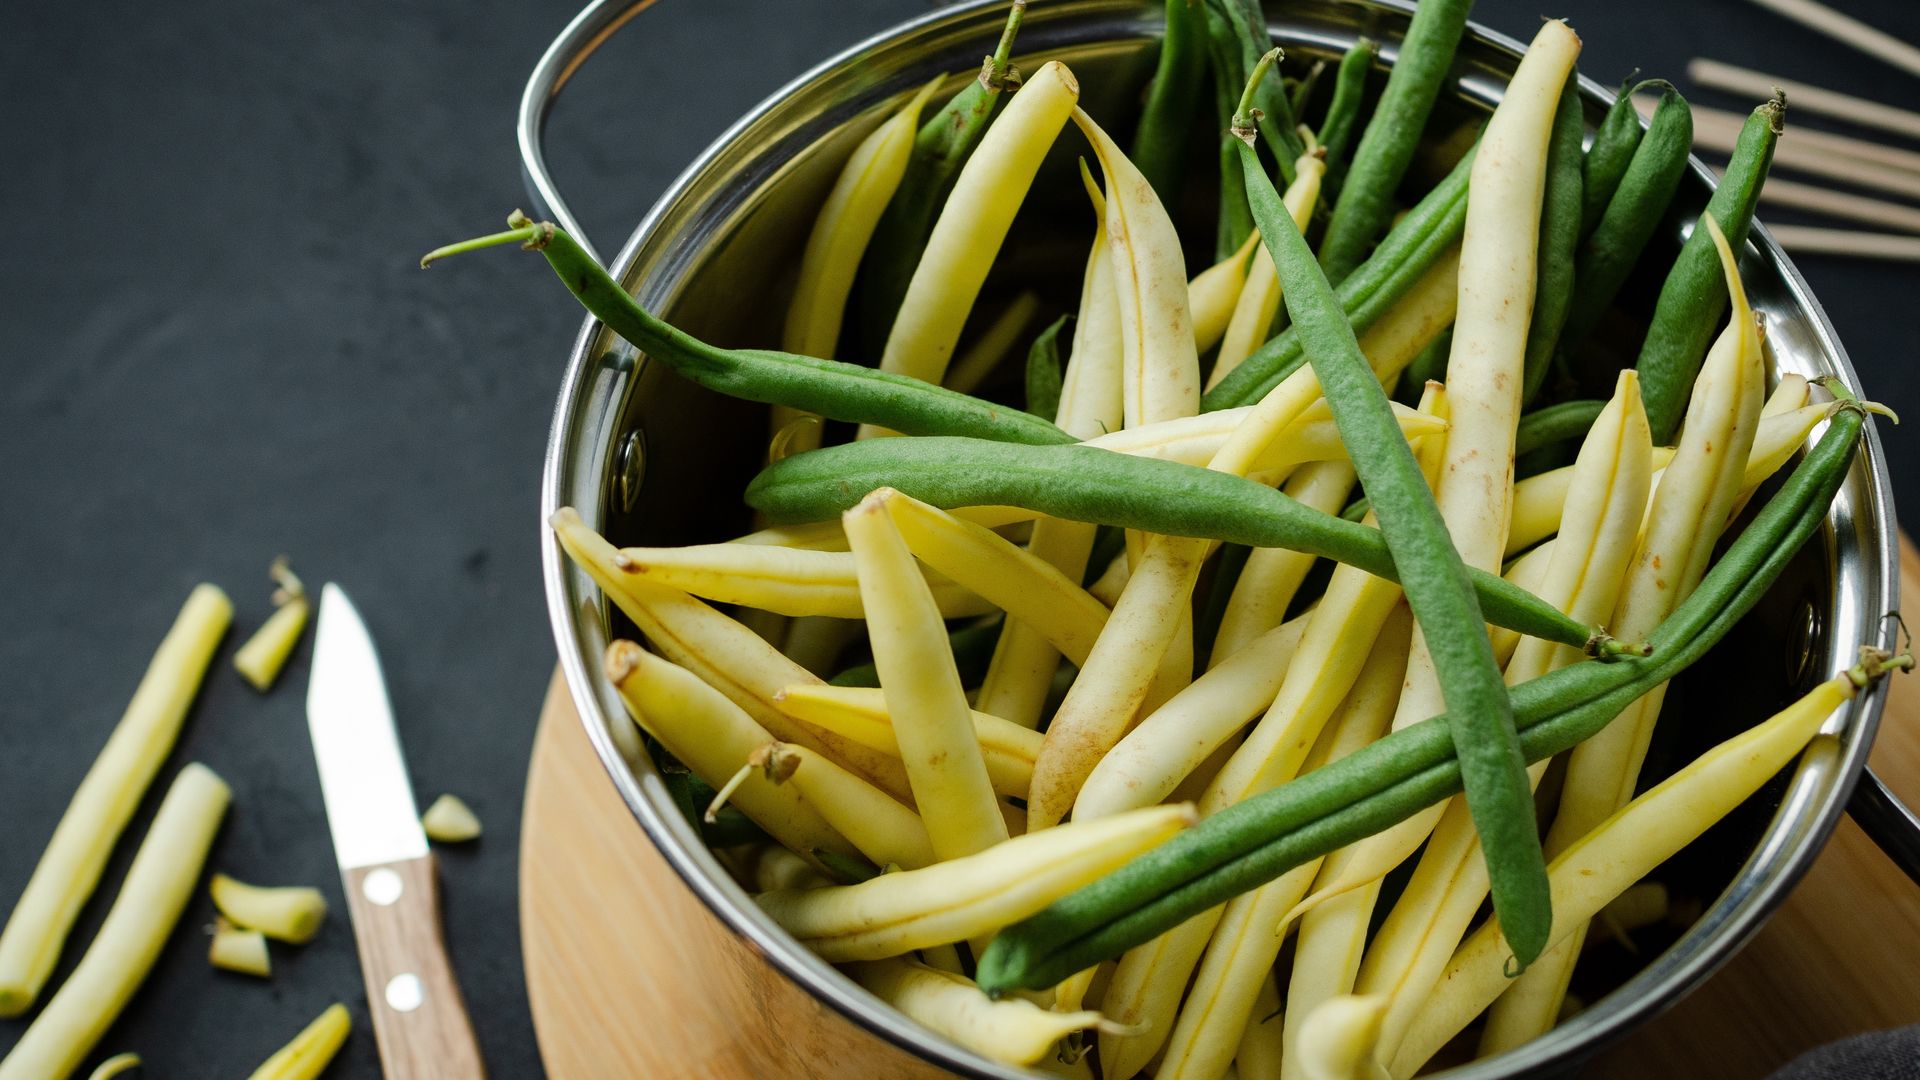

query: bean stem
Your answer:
[1207,0,1304,182]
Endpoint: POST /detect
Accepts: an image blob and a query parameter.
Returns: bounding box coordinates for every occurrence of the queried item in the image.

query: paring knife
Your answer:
[308,583,486,1078]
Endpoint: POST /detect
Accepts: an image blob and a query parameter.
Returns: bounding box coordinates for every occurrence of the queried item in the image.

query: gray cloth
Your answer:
[1770,1027,1920,1080]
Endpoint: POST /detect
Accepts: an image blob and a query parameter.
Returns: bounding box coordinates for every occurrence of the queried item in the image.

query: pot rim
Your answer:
[536,2,1901,1076]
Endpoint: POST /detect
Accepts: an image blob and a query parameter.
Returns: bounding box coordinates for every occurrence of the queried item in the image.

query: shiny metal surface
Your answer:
[529,2,1904,1077]
[307,584,430,872]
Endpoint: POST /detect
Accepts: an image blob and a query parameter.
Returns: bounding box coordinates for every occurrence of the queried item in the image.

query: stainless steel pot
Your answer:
[528,1,1915,1075]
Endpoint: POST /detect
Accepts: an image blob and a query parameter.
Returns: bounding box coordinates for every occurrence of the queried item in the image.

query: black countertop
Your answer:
[3,1,1914,1076]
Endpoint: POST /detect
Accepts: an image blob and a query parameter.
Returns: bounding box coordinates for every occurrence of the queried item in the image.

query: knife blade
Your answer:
[308,583,486,1078]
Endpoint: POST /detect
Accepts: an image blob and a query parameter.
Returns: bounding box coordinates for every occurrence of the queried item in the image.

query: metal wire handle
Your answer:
[517,0,665,265]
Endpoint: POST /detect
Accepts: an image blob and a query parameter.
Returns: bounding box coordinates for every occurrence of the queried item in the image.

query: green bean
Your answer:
[1203,140,1476,411]
[1024,315,1068,419]
[975,398,1872,991]
[1319,37,1380,190]
[421,216,1073,447]
[1316,0,1474,283]
[1637,93,1785,442]
[662,769,767,848]
[1203,1,1256,260]
[1288,61,1326,120]
[850,1,1027,357]
[830,617,1003,688]
[1515,399,1606,458]
[1522,76,1587,405]
[1234,51,1550,967]
[1205,0,1303,183]
[744,436,1624,654]
[1131,0,1208,206]
[1581,75,1648,240]
[1558,84,1693,350]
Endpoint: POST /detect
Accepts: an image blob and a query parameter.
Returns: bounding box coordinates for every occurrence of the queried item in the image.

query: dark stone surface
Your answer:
[0,1,1911,1077]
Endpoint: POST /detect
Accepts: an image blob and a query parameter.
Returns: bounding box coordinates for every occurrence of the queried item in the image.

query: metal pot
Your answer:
[528,1,1916,1075]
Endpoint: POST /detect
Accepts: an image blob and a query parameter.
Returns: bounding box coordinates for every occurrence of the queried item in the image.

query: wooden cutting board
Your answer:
[520,543,1920,1079]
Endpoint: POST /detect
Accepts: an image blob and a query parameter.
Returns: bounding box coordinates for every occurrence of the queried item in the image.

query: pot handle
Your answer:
[518,0,664,265]
[1850,766,1920,886]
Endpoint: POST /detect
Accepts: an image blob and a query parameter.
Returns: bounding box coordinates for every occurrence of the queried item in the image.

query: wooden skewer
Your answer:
[1743,0,1920,80]
[1767,224,1920,262]
[1758,177,1920,236]
[1659,95,1920,202]
[1687,101,1920,177]
[1689,58,1920,142]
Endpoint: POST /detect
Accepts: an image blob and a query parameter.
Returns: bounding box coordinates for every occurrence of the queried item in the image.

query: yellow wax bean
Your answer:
[553,508,910,799]
[1101,607,1412,1080]
[1358,372,1652,1061]
[1073,107,1199,427]
[209,874,328,944]
[234,558,309,691]
[1503,402,1822,556]
[86,1053,141,1080]
[605,643,859,862]
[1489,218,1768,1050]
[870,62,1079,413]
[977,167,1126,727]
[0,764,230,1080]
[774,684,1042,800]
[1061,160,1126,442]
[851,958,1110,1068]
[1395,668,1880,1076]
[1296,996,1391,1080]
[209,918,272,978]
[778,76,942,451]
[1211,153,1326,391]
[729,520,850,551]
[0,584,230,1016]
[246,1003,352,1080]
[878,490,1111,666]
[1212,463,1356,667]
[601,542,990,620]
[975,517,1099,728]
[1076,614,1309,821]
[1159,610,1415,1080]
[1193,230,1263,354]
[946,291,1045,396]
[753,846,829,893]
[845,494,1007,860]
[1084,398,1446,473]
[421,793,483,844]
[767,743,937,870]
[1236,971,1286,1080]
[757,804,1194,961]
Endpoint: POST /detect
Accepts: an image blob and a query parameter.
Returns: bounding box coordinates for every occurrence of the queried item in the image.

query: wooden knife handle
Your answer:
[343,855,486,1078]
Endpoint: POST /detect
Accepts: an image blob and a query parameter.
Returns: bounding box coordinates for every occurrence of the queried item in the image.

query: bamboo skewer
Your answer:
[1767,224,1920,262]
[1757,177,1920,236]
[1658,95,1920,202]
[1689,58,1920,143]
[1689,101,1920,177]
[1743,0,1920,80]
